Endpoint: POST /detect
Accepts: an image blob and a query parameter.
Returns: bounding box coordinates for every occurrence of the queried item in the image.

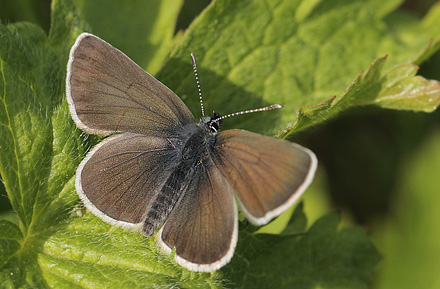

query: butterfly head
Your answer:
[200,111,222,135]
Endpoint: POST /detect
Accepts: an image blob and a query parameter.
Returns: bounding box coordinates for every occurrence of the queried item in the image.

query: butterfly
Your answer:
[66,33,317,272]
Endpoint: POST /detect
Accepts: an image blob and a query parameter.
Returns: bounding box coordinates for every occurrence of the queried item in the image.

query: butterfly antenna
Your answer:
[217,104,283,121]
[191,53,205,117]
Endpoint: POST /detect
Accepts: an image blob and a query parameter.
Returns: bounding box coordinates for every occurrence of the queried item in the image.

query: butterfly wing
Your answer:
[66,33,195,136]
[77,133,180,229]
[212,129,317,225]
[157,160,238,272]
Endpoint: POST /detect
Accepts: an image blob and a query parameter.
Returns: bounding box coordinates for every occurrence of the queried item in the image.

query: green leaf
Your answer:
[225,213,380,289]
[0,220,22,268]
[0,23,60,232]
[155,0,440,137]
[374,63,440,112]
[0,22,84,288]
[281,56,440,135]
[40,213,222,288]
[281,202,308,235]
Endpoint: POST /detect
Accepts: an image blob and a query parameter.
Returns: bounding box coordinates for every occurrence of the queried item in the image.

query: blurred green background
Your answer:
[1,0,439,288]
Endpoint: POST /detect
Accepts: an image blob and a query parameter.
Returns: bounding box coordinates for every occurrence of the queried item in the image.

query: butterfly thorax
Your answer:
[141,120,218,237]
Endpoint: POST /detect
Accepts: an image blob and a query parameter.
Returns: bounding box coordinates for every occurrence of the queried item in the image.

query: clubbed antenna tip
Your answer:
[191,52,205,117]
[218,103,283,121]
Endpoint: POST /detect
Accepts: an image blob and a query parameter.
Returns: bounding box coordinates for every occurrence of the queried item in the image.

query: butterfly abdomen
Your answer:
[141,125,216,237]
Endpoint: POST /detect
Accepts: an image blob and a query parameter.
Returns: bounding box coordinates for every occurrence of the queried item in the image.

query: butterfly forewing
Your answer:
[66,33,195,136]
[158,160,238,272]
[212,129,317,225]
[77,133,180,228]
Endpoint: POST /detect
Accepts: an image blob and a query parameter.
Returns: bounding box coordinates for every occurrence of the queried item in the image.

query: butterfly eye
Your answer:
[208,112,222,134]
[209,121,220,134]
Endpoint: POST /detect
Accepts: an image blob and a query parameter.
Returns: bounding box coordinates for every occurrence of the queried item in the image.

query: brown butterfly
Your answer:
[66,33,317,272]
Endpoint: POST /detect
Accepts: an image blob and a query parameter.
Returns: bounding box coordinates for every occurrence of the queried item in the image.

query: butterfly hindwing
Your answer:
[158,159,238,272]
[77,133,180,229]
